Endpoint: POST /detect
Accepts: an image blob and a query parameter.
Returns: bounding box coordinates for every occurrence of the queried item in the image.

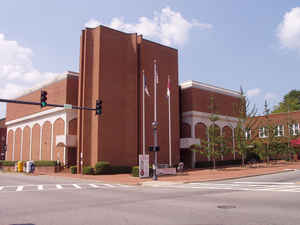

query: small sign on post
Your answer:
[139,154,149,178]
[64,104,73,109]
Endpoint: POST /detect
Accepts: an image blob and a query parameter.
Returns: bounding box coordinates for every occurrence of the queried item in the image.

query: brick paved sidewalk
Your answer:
[42,161,300,185]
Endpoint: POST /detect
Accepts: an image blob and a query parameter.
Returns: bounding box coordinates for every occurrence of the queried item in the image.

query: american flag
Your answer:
[167,75,170,97]
[144,72,150,96]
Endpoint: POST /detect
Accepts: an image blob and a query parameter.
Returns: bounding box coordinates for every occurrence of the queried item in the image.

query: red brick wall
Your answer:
[78,26,139,167]
[6,130,13,160]
[181,123,191,138]
[78,26,180,168]
[22,126,30,160]
[31,124,40,161]
[14,128,21,160]
[222,126,234,160]
[181,87,241,117]
[53,118,65,162]
[6,75,78,122]
[138,38,180,166]
[250,111,300,140]
[41,122,52,160]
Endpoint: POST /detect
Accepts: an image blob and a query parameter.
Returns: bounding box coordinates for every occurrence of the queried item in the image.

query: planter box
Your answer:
[0,165,15,172]
[33,166,60,174]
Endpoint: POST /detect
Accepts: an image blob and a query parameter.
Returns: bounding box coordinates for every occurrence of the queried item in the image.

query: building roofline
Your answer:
[84,25,178,52]
[255,110,300,118]
[12,71,78,100]
[180,80,241,98]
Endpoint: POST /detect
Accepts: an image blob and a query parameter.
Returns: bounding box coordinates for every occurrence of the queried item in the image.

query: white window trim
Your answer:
[245,129,251,140]
[275,125,284,137]
[259,127,268,138]
[290,123,299,136]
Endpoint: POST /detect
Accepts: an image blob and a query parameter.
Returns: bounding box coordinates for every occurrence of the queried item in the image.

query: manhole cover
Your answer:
[217,205,236,209]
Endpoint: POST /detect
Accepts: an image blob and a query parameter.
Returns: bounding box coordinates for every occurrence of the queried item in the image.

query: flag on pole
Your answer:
[144,72,150,96]
[167,75,170,97]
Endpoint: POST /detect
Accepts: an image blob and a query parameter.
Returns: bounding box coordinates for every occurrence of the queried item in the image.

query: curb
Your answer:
[182,169,297,184]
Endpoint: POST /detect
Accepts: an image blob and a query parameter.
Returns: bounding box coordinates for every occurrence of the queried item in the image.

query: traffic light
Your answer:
[40,90,48,108]
[96,99,102,115]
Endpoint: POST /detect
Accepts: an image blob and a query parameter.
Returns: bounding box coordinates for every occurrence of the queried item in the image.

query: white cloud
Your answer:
[85,18,101,28]
[0,33,60,118]
[85,7,212,46]
[277,7,300,51]
[264,92,278,101]
[246,88,261,98]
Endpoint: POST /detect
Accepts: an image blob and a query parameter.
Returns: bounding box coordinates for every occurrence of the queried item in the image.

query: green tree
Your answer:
[277,107,300,161]
[233,87,258,167]
[191,97,231,169]
[255,101,281,164]
[272,90,300,113]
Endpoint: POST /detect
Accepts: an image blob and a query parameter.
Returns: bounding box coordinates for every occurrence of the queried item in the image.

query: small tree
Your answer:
[255,101,281,164]
[277,104,300,161]
[233,87,258,167]
[191,96,231,169]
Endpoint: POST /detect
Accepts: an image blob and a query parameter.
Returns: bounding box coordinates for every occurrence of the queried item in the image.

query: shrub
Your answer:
[70,166,77,174]
[94,161,111,175]
[34,160,57,167]
[111,165,132,174]
[131,166,139,177]
[83,166,94,175]
[195,159,242,168]
[0,161,16,167]
[245,152,261,163]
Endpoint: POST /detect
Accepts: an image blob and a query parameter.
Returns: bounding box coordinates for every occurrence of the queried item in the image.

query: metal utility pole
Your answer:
[152,60,159,180]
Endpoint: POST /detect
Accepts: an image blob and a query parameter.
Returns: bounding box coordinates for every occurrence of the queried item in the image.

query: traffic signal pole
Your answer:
[0,98,96,111]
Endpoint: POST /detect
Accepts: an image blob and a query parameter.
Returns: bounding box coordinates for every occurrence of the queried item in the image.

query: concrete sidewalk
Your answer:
[42,161,300,186]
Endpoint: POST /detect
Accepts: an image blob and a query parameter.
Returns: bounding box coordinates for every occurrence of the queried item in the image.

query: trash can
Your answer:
[26,161,34,173]
[23,162,27,172]
[15,162,18,172]
[17,161,23,172]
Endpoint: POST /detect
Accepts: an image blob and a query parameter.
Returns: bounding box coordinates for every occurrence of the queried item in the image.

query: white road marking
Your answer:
[234,181,295,185]
[16,186,24,191]
[89,184,100,188]
[72,184,82,189]
[101,183,115,188]
[38,185,44,190]
[0,183,133,193]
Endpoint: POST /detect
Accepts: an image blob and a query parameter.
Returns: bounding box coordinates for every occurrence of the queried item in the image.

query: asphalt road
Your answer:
[1,170,300,225]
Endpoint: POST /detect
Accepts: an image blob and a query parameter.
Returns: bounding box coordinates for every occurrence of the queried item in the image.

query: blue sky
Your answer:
[1,0,300,118]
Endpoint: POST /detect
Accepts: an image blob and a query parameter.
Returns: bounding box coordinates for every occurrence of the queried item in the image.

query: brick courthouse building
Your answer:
[4,26,242,169]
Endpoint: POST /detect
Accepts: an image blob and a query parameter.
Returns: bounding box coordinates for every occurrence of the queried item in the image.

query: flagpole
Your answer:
[168,79,172,167]
[153,60,158,180]
[142,71,145,157]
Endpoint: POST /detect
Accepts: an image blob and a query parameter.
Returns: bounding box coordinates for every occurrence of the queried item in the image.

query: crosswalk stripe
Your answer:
[0,186,3,191]
[72,184,82,189]
[234,181,295,185]
[16,186,24,191]
[101,183,115,188]
[56,185,63,189]
[38,185,44,190]
[89,184,100,188]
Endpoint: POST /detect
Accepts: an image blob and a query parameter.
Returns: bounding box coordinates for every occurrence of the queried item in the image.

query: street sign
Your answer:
[64,104,73,109]
[139,154,149,178]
